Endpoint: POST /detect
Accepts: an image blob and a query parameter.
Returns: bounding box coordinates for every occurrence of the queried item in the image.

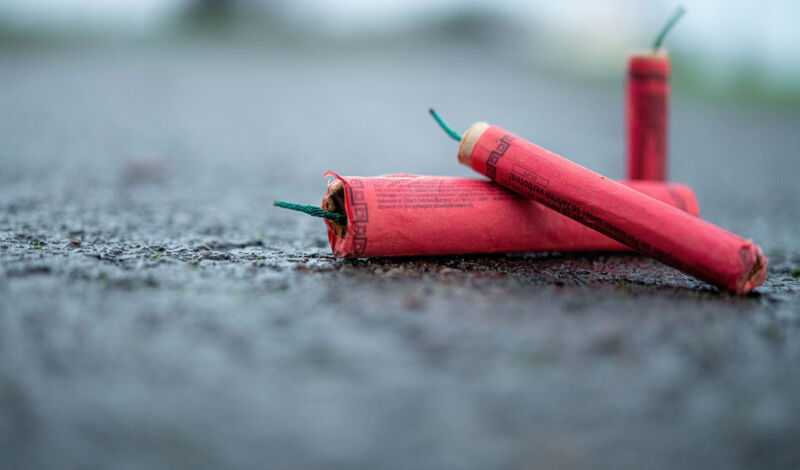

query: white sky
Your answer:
[1,0,797,84]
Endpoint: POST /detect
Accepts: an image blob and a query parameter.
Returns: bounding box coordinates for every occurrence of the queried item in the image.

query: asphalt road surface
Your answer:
[1,37,799,469]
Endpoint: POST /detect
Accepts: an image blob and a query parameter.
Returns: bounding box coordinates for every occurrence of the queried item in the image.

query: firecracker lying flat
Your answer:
[320,173,698,258]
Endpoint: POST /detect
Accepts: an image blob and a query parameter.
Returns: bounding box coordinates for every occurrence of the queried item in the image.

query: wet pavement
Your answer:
[1,38,800,469]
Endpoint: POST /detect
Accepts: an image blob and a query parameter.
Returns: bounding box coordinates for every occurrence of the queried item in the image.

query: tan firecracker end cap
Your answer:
[457,122,490,167]
[627,48,670,61]
[627,49,671,80]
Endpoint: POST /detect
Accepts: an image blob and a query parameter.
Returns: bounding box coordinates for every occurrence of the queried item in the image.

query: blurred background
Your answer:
[1,0,799,100]
[2,0,799,248]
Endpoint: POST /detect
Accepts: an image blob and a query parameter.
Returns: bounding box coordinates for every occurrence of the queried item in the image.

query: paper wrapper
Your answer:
[459,124,767,294]
[627,51,670,180]
[322,172,698,259]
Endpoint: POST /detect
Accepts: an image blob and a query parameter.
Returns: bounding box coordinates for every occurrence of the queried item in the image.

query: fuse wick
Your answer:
[429,108,463,142]
[274,201,347,224]
[653,5,686,51]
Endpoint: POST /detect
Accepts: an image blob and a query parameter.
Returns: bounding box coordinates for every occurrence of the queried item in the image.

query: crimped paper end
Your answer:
[735,242,768,294]
[322,172,353,258]
[458,122,490,167]
[322,179,347,239]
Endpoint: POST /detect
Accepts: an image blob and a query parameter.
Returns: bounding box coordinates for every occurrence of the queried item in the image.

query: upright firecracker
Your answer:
[626,51,670,180]
[626,6,685,181]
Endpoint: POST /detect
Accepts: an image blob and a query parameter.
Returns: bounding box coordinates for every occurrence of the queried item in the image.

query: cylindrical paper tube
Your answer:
[457,123,767,293]
[322,172,698,259]
[627,51,670,180]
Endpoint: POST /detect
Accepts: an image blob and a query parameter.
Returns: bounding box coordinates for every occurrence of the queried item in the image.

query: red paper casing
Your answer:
[324,173,698,259]
[627,53,670,180]
[466,125,767,293]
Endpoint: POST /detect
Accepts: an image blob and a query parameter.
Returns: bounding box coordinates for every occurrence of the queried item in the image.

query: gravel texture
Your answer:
[1,38,799,469]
